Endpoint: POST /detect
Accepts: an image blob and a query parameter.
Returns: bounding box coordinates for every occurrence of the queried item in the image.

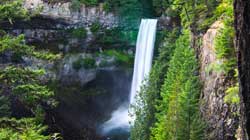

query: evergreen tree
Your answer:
[130,0,228,139]
[150,32,205,140]
[130,29,180,140]
[0,0,60,139]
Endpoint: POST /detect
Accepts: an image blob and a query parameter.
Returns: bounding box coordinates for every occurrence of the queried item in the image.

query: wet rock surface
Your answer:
[200,21,240,140]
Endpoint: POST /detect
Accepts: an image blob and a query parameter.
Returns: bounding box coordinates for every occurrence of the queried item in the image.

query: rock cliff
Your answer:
[200,21,240,140]
[24,0,118,27]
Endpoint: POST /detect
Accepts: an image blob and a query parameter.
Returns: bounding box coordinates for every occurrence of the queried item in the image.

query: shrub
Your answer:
[224,70,240,104]
[224,84,239,104]
[80,0,98,6]
[103,2,112,12]
[73,57,96,70]
[97,28,124,44]
[70,27,87,39]
[215,26,234,60]
[0,0,29,23]
[214,22,235,74]
[0,118,51,140]
[212,0,236,75]
[71,0,82,11]
[102,50,133,66]
[90,22,101,34]
[99,60,109,67]
[0,96,10,117]
[71,0,98,10]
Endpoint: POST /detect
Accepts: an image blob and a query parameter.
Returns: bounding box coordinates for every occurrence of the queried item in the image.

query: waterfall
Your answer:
[100,19,158,135]
[130,19,158,105]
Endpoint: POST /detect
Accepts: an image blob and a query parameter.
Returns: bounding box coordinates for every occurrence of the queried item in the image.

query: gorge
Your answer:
[0,0,249,140]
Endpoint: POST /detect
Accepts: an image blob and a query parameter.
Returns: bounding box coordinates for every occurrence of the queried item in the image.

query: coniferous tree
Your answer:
[0,0,60,139]
[151,32,205,140]
[130,29,179,140]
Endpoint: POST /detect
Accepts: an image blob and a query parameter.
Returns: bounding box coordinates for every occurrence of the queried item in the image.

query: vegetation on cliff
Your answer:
[0,0,60,139]
[0,0,243,139]
[131,0,239,140]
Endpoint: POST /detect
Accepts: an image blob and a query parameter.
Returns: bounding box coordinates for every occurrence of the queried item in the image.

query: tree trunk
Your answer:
[234,0,250,139]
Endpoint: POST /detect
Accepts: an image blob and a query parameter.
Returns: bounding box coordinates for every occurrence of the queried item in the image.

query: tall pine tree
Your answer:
[0,0,60,139]
[151,32,205,140]
[130,29,179,140]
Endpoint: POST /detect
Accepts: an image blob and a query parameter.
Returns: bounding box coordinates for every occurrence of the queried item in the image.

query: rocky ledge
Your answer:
[24,0,118,28]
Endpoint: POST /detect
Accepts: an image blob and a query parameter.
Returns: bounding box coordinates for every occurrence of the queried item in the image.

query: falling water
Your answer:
[100,19,158,135]
[130,19,158,105]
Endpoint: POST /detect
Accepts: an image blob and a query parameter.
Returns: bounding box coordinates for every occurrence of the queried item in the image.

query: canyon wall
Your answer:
[199,21,241,140]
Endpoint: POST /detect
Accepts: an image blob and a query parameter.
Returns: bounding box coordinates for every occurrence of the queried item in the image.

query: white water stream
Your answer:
[130,19,158,104]
[101,19,158,134]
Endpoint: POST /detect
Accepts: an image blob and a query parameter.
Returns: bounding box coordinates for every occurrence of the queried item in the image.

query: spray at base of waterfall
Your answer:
[100,104,132,135]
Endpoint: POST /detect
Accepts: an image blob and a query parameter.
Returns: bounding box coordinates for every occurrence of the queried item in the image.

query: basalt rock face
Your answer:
[1,0,173,42]
[234,0,250,139]
[0,0,120,52]
[1,0,133,85]
[200,21,240,140]
[24,0,118,27]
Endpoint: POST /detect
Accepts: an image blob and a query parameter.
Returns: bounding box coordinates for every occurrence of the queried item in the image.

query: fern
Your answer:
[224,70,240,104]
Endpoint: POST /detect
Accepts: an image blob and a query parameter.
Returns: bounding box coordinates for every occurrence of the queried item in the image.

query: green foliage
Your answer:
[0,96,10,117]
[97,28,123,44]
[120,30,138,45]
[213,0,236,75]
[214,0,233,20]
[102,50,134,66]
[181,0,218,32]
[80,57,96,69]
[0,66,57,110]
[80,0,98,6]
[0,1,60,139]
[203,0,235,76]
[0,0,29,24]
[103,0,143,27]
[71,0,82,11]
[68,27,87,39]
[92,27,137,45]
[0,35,33,57]
[72,28,87,38]
[73,57,96,70]
[102,1,113,12]
[224,70,240,104]
[0,0,58,112]
[224,84,239,104]
[131,1,236,140]
[99,59,109,67]
[205,61,222,74]
[96,50,132,67]
[0,118,50,140]
[13,84,55,106]
[151,0,219,32]
[195,0,233,32]
[0,35,61,61]
[130,28,179,140]
[71,0,98,10]
[90,22,101,33]
[0,66,45,85]
[152,0,169,16]
[215,25,234,60]
[150,32,205,140]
